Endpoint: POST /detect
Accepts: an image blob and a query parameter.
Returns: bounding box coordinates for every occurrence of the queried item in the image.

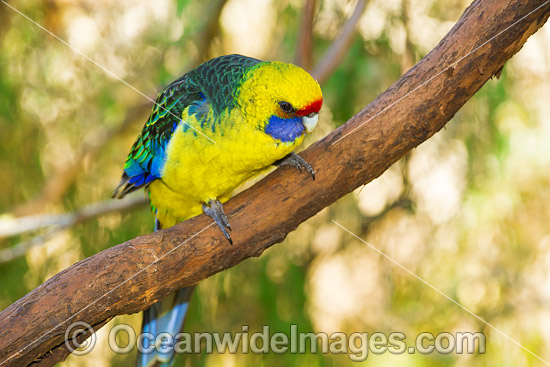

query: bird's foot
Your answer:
[202,199,233,245]
[275,152,315,180]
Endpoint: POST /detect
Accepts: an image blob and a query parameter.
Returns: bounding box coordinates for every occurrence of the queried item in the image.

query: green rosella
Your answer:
[113,54,322,366]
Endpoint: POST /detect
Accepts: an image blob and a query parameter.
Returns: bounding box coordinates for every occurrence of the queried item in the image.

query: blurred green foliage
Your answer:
[1,0,549,366]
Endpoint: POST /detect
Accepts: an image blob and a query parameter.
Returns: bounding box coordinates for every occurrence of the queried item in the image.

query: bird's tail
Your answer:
[136,213,195,367]
[137,287,195,367]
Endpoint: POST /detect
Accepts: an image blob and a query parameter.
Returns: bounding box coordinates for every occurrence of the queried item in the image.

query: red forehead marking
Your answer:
[296,98,323,116]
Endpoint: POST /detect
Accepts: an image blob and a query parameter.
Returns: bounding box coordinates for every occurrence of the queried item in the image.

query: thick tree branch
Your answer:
[0,0,548,366]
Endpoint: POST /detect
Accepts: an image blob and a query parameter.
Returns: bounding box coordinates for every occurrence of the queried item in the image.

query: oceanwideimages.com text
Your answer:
[66,322,486,361]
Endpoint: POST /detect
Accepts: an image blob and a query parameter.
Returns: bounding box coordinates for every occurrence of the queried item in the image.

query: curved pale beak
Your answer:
[302,112,319,133]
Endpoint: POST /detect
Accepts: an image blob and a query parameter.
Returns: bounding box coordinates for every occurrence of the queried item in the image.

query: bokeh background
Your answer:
[1,0,549,366]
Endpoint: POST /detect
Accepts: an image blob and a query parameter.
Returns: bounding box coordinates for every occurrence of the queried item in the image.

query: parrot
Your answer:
[112,54,322,367]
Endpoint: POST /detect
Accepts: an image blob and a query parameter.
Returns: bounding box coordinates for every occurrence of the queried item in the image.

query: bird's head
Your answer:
[236,61,323,143]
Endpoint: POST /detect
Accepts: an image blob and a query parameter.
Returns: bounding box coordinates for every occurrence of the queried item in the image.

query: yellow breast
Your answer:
[148,107,304,227]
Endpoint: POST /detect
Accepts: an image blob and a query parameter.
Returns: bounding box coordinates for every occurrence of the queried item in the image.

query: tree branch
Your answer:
[195,0,229,63]
[0,0,548,366]
[311,0,367,83]
[0,196,147,263]
[295,0,316,71]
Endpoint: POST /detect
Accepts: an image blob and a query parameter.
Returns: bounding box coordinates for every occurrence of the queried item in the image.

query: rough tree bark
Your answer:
[0,0,548,366]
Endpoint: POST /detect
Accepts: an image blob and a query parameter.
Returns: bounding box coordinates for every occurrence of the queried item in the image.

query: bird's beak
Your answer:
[302,112,319,133]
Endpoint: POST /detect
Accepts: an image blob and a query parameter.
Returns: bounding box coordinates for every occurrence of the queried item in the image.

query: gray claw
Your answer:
[202,199,233,245]
[275,152,315,180]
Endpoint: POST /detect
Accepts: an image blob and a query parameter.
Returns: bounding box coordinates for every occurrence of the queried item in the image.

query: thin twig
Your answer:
[401,0,416,73]
[196,0,229,63]
[311,0,367,83]
[0,196,147,263]
[295,0,316,71]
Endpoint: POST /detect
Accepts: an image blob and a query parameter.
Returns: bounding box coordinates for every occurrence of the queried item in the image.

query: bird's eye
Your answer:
[278,101,294,113]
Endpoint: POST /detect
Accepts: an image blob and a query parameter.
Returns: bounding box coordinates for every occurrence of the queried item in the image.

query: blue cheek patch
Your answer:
[265,115,305,142]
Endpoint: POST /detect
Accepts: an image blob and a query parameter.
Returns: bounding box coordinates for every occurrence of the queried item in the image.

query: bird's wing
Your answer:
[112,76,204,199]
[113,54,262,199]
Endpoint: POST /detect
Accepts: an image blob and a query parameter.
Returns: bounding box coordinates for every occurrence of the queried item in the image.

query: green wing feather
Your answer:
[112,54,261,199]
